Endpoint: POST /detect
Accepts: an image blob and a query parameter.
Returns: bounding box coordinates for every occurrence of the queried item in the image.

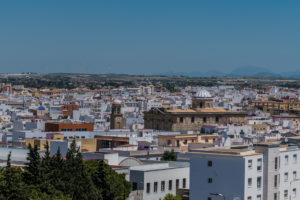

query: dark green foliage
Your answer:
[0,141,131,200]
[87,160,131,200]
[161,149,177,161]
[162,193,181,200]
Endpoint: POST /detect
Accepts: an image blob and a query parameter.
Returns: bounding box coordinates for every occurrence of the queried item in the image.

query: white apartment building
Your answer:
[187,148,263,200]
[187,142,300,200]
[130,162,189,200]
[278,146,300,200]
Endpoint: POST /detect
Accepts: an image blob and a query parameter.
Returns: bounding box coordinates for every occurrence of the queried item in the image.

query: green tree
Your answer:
[24,144,42,186]
[0,152,27,200]
[162,193,181,200]
[88,160,131,200]
[161,149,177,161]
[62,140,98,200]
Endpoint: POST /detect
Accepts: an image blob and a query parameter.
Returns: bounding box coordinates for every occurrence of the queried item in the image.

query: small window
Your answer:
[132,182,138,191]
[248,178,252,187]
[274,193,277,200]
[154,182,157,192]
[293,154,297,164]
[284,190,288,198]
[257,177,262,189]
[293,171,297,180]
[191,117,195,123]
[176,179,179,189]
[274,175,278,188]
[208,161,213,167]
[275,157,278,170]
[248,160,253,169]
[284,172,288,182]
[183,178,186,188]
[161,181,165,192]
[247,197,252,200]
[169,180,172,190]
[257,195,261,200]
[293,188,296,198]
[208,178,213,183]
[180,117,184,123]
[215,116,219,123]
[257,158,262,171]
[203,117,207,123]
[146,183,150,193]
[285,155,289,165]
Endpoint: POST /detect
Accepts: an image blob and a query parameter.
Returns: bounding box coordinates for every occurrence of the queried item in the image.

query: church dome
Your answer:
[38,106,45,110]
[195,88,212,98]
[113,99,122,104]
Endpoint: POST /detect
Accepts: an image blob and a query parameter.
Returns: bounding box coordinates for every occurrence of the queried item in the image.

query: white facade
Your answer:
[188,149,263,200]
[130,162,189,200]
[187,143,300,200]
[278,146,300,200]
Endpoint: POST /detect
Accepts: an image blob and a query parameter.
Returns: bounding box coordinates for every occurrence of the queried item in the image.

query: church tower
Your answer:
[110,99,126,129]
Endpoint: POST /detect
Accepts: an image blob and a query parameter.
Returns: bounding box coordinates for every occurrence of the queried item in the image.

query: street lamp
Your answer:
[210,193,226,200]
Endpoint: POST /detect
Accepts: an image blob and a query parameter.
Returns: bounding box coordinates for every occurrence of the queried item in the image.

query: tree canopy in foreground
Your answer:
[0,141,131,200]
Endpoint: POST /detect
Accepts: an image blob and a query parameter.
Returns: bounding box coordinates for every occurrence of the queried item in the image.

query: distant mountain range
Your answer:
[158,66,300,78]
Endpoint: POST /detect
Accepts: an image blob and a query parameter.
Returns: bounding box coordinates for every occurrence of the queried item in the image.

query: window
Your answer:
[215,117,219,123]
[293,154,297,164]
[183,178,186,188]
[274,175,278,188]
[293,171,297,180]
[203,117,207,123]
[257,195,261,200]
[176,179,180,189]
[257,177,262,189]
[247,197,252,200]
[284,190,288,199]
[248,160,253,169]
[191,117,195,123]
[285,155,289,165]
[208,198,212,200]
[208,161,213,167]
[132,182,137,191]
[274,193,277,200]
[169,180,172,190]
[248,178,252,187]
[257,158,262,171]
[161,181,165,192]
[153,182,158,192]
[180,117,184,123]
[208,178,213,183]
[146,183,150,193]
[167,140,171,145]
[293,188,296,198]
[275,157,278,170]
[284,172,288,182]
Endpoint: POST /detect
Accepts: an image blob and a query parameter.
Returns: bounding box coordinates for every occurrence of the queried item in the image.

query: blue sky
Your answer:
[0,1,300,74]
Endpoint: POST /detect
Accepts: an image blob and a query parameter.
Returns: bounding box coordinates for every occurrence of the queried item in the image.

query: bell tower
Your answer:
[110,100,126,129]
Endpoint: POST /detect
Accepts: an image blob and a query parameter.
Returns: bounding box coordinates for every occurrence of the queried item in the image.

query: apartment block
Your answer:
[187,142,300,200]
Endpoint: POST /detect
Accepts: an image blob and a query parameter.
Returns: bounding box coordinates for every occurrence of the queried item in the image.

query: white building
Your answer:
[187,148,263,200]
[130,162,189,200]
[187,142,300,200]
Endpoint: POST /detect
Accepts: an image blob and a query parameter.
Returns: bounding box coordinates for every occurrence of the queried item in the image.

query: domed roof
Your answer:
[195,88,212,98]
[113,99,122,104]
[38,106,45,110]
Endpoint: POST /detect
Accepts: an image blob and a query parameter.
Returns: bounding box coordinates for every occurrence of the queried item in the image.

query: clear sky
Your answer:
[0,0,300,74]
